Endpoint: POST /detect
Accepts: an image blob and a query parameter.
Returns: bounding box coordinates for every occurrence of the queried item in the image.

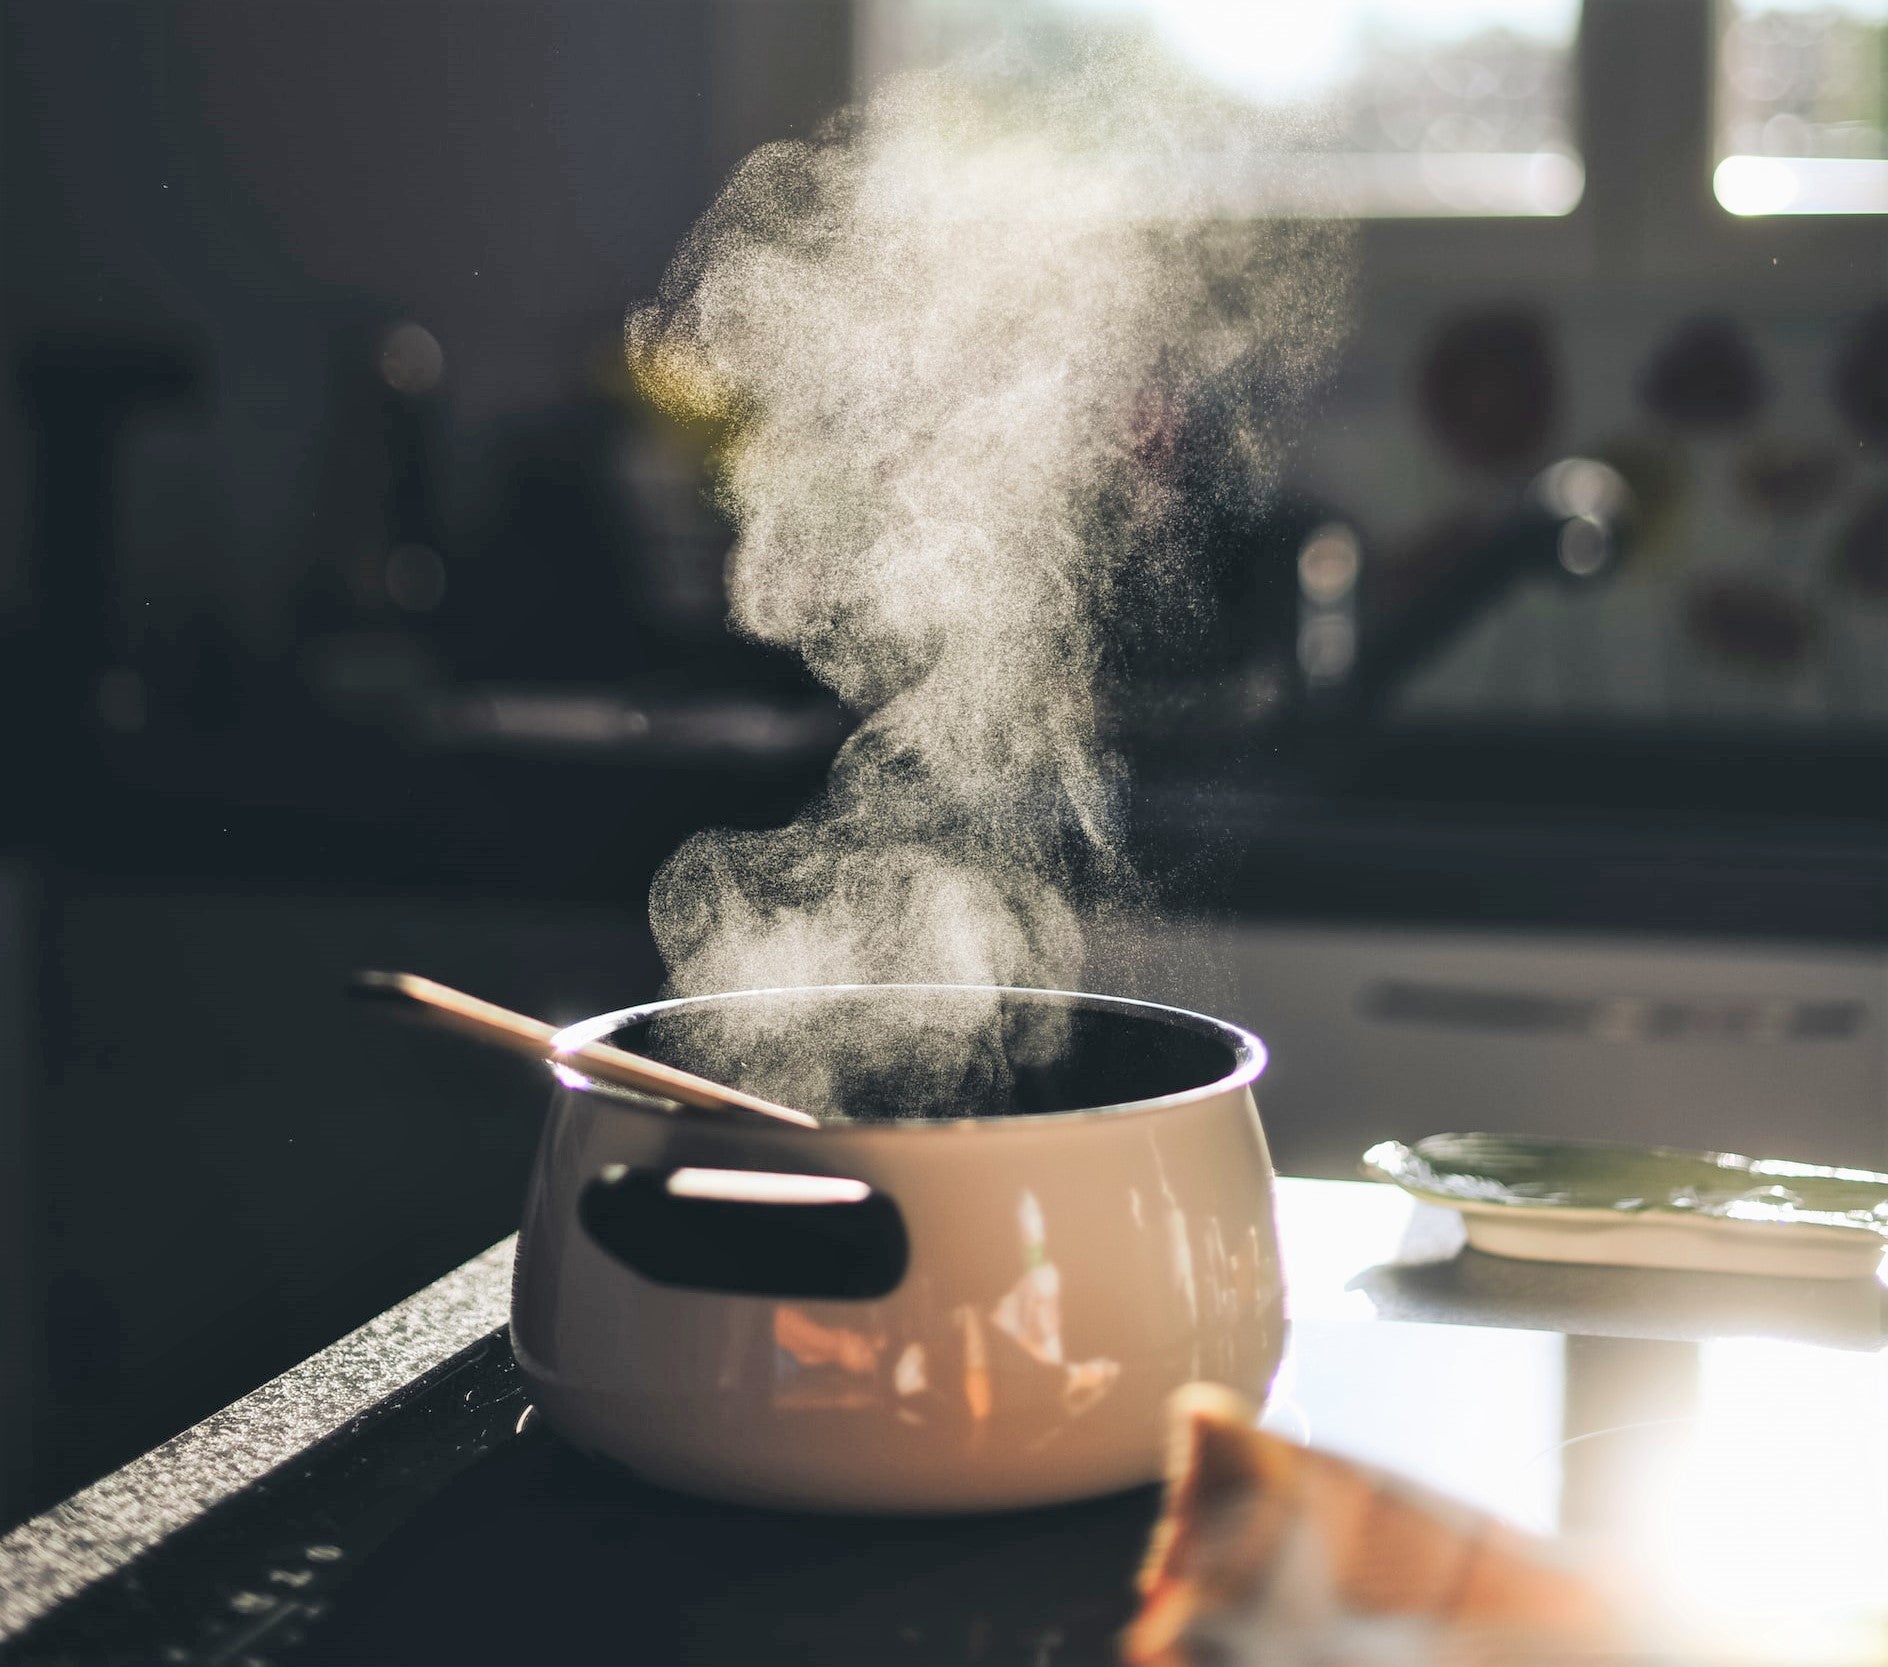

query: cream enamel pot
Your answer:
[510,984,1283,1514]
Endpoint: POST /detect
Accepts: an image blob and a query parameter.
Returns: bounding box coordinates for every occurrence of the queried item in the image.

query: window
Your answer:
[854,0,1585,216]
[1715,0,1888,213]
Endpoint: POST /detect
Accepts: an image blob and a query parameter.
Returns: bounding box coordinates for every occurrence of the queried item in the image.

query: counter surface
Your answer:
[4,1178,1885,1664]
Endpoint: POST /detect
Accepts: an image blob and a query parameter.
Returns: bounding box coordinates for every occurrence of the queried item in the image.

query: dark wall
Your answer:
[0,0,853,1530]
[2,0,723,625]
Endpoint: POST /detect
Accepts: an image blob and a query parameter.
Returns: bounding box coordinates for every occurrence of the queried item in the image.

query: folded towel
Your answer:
[1126,1383,1620,1667]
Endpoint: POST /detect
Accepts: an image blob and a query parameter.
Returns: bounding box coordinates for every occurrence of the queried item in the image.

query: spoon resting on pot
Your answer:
[351,971,820,1130]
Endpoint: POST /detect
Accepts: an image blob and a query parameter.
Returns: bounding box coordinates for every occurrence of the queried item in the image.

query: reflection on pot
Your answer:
[992,1190,1064,1366]
[894,1341,927,1398]
[771,1305,884,1412]
[959,1303,993,1430]
[989,1188,1122,1434]
[762,1189,1127,1443]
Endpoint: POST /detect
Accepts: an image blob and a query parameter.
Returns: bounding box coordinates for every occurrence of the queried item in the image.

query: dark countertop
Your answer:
[6,1178,1886,1665]
[14,702,1884,944]
[0,1241,516,1649]
[1136,723,1888,947]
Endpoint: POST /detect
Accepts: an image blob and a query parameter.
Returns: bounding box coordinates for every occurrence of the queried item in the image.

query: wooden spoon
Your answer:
[351,971,819,1129]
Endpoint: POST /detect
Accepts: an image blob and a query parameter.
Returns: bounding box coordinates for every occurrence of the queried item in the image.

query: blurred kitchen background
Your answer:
[1,0,1882,1532]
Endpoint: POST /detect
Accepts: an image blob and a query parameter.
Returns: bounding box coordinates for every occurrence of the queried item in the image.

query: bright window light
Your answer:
[1716,0,1888,213]
[854,0,1585,217]
[1630,1338,1888,1662]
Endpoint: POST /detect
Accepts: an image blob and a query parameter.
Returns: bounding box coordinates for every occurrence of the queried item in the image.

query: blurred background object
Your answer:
[0,0,1882,1537]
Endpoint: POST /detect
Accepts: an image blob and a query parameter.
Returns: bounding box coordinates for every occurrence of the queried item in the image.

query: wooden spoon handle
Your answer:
[351,971,819,1129]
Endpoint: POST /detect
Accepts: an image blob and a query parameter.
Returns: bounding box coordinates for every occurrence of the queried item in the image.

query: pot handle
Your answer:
[578,1164,909,1300]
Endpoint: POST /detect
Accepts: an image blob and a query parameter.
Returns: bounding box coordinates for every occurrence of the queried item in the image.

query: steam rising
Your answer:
[630,36,1351,1118]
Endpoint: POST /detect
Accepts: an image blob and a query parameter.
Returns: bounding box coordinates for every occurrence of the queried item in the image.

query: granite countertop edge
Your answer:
[0,1238,518,1642]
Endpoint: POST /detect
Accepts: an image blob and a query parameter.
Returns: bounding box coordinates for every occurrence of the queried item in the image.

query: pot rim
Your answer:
[548,983,1266,1134]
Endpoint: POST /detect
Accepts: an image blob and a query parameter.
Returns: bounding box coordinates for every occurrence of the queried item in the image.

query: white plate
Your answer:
[1364,1134,1888,1281]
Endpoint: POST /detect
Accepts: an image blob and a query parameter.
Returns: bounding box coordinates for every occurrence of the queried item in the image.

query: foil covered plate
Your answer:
[1362,1133,1888,1281]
